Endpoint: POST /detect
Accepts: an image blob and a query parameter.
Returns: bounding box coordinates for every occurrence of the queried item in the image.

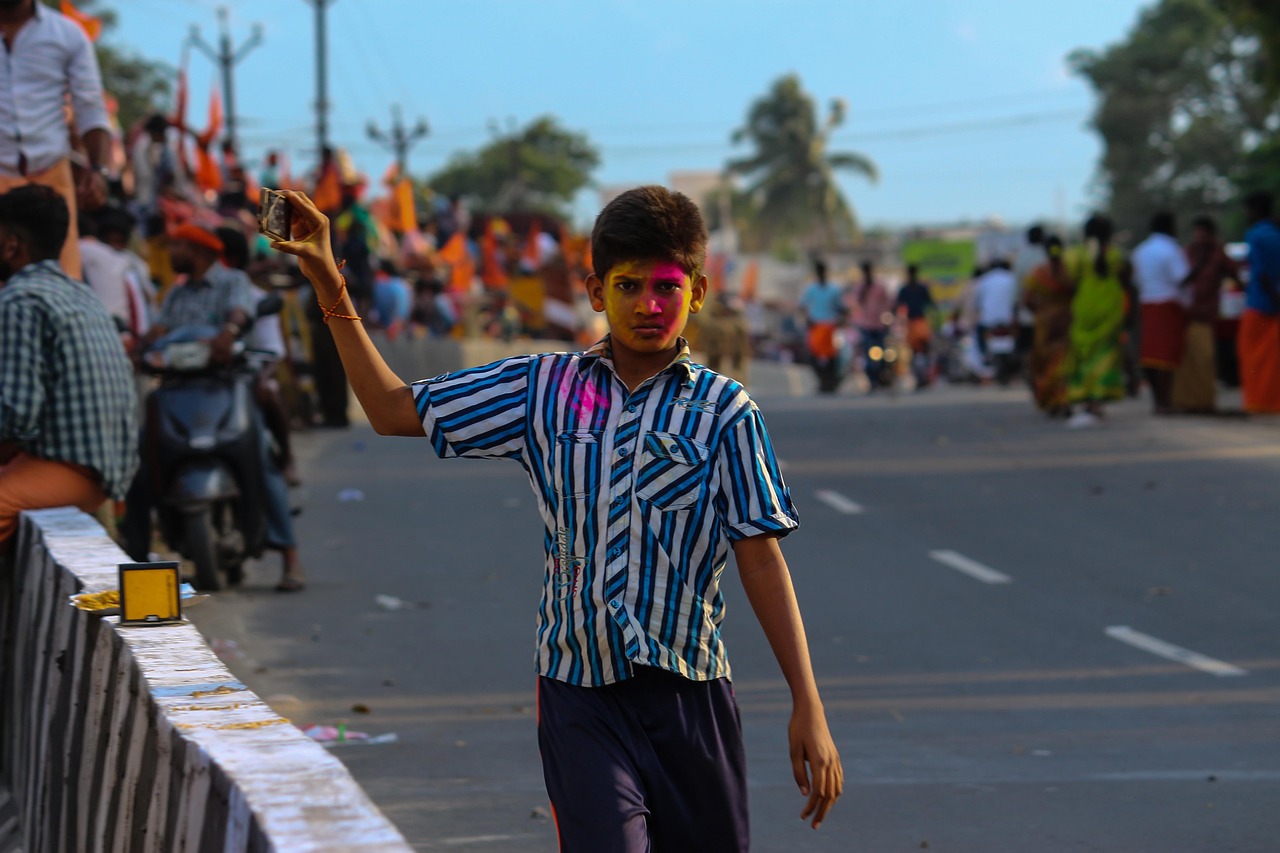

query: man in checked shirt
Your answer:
[0,185,137,548]
[273,185,842,851]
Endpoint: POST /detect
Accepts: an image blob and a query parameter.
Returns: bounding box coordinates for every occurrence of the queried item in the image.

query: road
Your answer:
[188,364,1280,852]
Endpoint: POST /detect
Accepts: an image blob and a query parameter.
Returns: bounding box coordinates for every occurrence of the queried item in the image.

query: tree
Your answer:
[428,116,599,218]
[726,74,877,253]
[1070,0,1278,235]
[44,1,172,131]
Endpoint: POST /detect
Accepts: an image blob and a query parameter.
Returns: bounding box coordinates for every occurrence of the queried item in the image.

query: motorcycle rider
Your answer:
[123,223,305,591]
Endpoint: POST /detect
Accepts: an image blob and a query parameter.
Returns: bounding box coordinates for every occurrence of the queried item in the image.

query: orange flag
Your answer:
[61,1,102,42]
[312,162,342,212]
[739,258,760,302]
[481,218,509,288]
[439,232,475,292]
[395,176,417,234]
[196,86,222,148]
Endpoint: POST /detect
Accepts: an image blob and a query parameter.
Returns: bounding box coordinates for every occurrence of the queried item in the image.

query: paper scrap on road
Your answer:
[1105,626,1247,677]
[928,550,1012,584]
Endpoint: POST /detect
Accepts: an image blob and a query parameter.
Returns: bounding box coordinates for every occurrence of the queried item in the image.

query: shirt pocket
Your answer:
[635,432,711,511]
[555,430,603,499]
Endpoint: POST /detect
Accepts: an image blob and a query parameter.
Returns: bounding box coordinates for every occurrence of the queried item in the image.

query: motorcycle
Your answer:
[984,323,1021,386]
[140,296,284,591]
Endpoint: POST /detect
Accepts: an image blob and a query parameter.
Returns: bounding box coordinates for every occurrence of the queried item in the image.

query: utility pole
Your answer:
[188,6,262,152]
[367,105,429,177]
[301,0,336,156]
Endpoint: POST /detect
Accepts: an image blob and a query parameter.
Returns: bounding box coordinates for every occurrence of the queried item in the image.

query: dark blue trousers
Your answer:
[537,666,749,852]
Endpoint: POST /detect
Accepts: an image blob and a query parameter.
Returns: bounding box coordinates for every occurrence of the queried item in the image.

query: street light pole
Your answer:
[367,104,430,177]
[187,6,262,152]
[301,0,336,156]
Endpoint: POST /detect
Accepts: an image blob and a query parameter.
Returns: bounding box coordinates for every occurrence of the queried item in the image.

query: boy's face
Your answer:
[588,258,707,358]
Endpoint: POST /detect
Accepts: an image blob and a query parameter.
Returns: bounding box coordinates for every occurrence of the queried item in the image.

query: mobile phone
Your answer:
[259,188,292,242]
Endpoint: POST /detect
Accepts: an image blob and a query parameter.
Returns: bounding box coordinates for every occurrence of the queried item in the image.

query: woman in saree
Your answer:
[1063,215,1130,428]
[1022,235,1074,415]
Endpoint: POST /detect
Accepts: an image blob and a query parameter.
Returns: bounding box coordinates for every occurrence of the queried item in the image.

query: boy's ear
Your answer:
[688,274,709,314]
[585,273,606,313]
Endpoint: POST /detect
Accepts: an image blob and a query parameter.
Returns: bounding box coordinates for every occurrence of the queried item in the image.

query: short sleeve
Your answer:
[716,403,799,541]
[411,356,533,461]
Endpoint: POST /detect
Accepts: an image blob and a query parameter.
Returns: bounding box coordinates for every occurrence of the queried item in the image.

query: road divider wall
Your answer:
[0,508,411,852]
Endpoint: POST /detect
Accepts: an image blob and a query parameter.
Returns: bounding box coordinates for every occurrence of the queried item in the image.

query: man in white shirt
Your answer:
[0,0,112,280]
[1131,211,1190,413]
[972,260,1018,350]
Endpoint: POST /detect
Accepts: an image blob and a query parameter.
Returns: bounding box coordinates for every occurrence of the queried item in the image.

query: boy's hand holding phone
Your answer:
[264,190,343,301]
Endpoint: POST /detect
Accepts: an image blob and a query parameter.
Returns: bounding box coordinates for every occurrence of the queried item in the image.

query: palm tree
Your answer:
[728,74,878,252]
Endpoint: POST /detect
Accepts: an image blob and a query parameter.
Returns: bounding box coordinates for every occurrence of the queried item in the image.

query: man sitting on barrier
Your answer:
[0,185,138,548]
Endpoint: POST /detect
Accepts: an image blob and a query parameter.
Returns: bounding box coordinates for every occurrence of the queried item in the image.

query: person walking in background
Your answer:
[799,258,845,393]
[0,186,137,548]
[1012,224,1048,365]
[1131,212,1190,414]
[1022,235,1075,416]
[852,260,892,390]
[1063,214,1129,428]
[1173,216,1237,414]
[895,264,935,388]
[1237,190,1280,414]
[0,0,114,280]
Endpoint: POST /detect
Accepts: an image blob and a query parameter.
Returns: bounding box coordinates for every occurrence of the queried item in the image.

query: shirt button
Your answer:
[618,447,629,457]
[627,404,637,413]
[610,546,622,557]
[609,599,620,609]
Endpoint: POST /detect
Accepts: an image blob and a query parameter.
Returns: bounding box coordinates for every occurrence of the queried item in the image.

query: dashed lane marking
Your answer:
[928,549,1013,584]
[815,490,864,514]
[1105,626,1247,677]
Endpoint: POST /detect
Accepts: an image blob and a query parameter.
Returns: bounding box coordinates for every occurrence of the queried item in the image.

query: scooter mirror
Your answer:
[255,293,284,318]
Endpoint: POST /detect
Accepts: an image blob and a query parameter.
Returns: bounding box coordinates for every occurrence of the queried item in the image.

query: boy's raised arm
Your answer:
[270,191,424,437]
[732,534,843,829]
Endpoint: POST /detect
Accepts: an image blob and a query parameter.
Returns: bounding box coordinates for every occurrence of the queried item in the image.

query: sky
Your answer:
[112,0,1153,229]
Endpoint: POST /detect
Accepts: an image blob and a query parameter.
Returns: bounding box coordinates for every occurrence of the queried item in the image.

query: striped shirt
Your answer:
[0,260,138,499]
[412,338,798,687]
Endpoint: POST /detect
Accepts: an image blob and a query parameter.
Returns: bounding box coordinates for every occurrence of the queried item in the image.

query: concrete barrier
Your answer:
[0,508,411,853]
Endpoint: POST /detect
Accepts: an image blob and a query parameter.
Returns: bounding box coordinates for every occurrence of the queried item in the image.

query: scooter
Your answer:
[141,297,283,591]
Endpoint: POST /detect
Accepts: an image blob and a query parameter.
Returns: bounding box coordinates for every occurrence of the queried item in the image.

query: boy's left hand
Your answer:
[790,702,843,829]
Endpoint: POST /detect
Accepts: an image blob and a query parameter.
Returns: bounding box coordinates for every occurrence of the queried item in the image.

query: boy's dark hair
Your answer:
[812,258,828,282]
[906,263,920,279]
[591,185,707,279]
[93,206,135,244]
[0,185,68,261]
[1026,224,1045,243]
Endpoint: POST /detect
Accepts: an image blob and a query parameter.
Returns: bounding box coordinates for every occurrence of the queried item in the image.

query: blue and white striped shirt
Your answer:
[412,338,798,687]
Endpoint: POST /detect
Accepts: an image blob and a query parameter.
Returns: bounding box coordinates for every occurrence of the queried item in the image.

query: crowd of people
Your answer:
[0,0,589,585]
[797,195,1280,429]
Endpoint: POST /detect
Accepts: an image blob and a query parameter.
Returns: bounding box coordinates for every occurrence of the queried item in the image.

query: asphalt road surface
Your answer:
[189,365,1280,852]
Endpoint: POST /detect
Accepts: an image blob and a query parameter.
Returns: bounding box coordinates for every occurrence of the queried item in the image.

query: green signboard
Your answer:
[901,239,976,283]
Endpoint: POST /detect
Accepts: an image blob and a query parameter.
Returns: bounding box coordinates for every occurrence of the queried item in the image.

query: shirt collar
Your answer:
[578,335,699,389]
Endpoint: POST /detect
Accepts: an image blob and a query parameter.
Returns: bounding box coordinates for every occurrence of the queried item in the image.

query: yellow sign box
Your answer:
[118,562,182,626]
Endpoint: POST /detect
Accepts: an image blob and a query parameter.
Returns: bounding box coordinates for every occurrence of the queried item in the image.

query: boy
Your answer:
[272,186,842,850]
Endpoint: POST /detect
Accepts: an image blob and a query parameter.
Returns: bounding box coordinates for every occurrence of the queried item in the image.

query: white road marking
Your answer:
[928,550,1012,584]
[815,490,864,514]
[1105,626,1247,677]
